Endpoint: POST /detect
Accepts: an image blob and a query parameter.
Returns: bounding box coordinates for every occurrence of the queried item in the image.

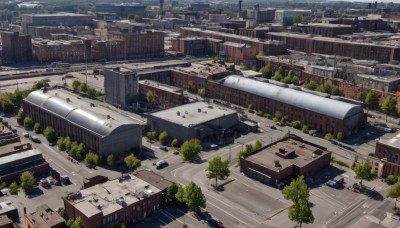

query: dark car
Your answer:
[156,160,168,169]
[207,218,224,228]
[160,146,168,151]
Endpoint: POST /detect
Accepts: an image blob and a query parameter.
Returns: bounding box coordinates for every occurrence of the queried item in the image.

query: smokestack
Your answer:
[239,0,242,18]
[159,0,164,17]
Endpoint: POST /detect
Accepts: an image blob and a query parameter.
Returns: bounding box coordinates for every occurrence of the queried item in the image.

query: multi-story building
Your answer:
[63,174,163,228]
[373,133,400,176]
[274,9,312,24]
[298,23,353,37]
[207,75,365,136]
[220,42,258,65]
[108,31,164,59]
[0,32,32,65]
[32,39,85,63]
[95,3,146,19]
[171,37,207,56]
[267,32,400,63]
[22,89,142,157]
[245,5,275,24]
[354,74,400,93]
[138,80,184,109]
[27,26,65,38]
[240,135,331,186]
[104,67,139,109]
[21,13,94,34]
[24,205,65,228]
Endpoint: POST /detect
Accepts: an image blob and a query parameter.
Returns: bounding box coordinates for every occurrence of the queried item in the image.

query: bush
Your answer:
[171,138,180,148]
[263,113,272,119]
[337,132,343,141]
[292,121,301,129]
[256,110,263,116]
[9,182,19,194]
[301,125,309,133]
[274,111,283,122]
[33,122,41,133]
[336,160,350,168]
[159,131,169,146]
[247,104,254,112]
[309,129,317,136]
[324,133,334,141]
[386,174,398,184]
[107,154,115,166]
[43,126,57,143]
[16,111,24,125]
[85,152,99,167]
[23,116,34,130]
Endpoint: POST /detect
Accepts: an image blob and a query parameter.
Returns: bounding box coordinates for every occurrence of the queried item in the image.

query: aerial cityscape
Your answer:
[1,0,400,228]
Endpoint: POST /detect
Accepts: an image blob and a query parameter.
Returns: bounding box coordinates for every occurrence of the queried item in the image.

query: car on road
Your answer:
[207,218,224,228]
[173,150,180,155]
[210,144,218,150]
[269,125,277,130]
[30,135,40,143]
[60,175,70,185]
[156,160,168,169]
[160,146,168,151]
[22,132,29,138]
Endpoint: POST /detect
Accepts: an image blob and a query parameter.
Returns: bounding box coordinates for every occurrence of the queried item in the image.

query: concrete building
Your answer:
[267,32,400,63]
[208,75,365,136]
[108,31,164,59]
[138,80,184,109]
[245,5,275,24]
[63,174,163,228]
[24,205,65,228]
[147,102,240,142]
[27,26,65,38]
[104,67,138,109]
[0,202,19,223]
[240,135,331,186]
[0,31,32,65]
[22,89,142,157]
[95,3,146,19]
[298,23,353,37]
[274,9,312,24]
[21,13,94,34]
[353,74,400,93]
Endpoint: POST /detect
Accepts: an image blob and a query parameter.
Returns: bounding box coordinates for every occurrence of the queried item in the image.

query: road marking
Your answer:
[159,210,194,228]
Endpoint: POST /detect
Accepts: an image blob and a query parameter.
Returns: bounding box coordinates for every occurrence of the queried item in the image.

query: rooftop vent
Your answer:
[182,115,186,118]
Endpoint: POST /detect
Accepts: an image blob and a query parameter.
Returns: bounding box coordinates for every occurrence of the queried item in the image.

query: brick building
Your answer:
[108,31,164,59]
[267,32,400,63]
[27,26,65,39]
[0,32,32,65]
[24,205,65,228]
[138,80,184,109]
[373,133,400,177]
[220,42,257,65]
[63,174,163,228]
[240,135,331,186]
[207,75,365,136]
[22,89,142,156]
[171,37,207,56]
[298,23,353,37]
[32,39,85,63]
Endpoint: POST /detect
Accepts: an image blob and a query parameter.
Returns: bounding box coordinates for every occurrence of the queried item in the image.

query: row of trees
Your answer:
[71,80,102,99]
[146,130,180,148]
[166,182,206,213]
[259,65,300,86]
[304,80,341,96]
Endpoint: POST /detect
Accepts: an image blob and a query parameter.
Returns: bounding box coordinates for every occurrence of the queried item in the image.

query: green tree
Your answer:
[121,224,126,228]
[124,154,141,172]
[180,139,202,161]
[87,87,96,99]
[184,182,206,213]
[175,184,185,203]
[20,171,36,193]
[282,176,314,228]
[107,154,115,166]
[247,103,254,112]
[66,217,84,228]
[353,162,373,187]
[80,83,88,93]
[354,91,368,102]
[63,137,71,151]
[84,152,99,167]
[316,85,325,93]
[301,125,309,133]
[387,183,400,209]
[259,63,273,79]
[16,111,24,125]
[146,131,157,140]
[292,76,300,86]
[57,137,66,151]
[72,80,81,92]
[159,131,169,146]
[292,121,301,129]
[281,75,292,84]
[273,111,283,122]
[43,126,57,143]
[239,62,248,70]
[75,143,87,161]
[134,15,142,22]
[57,208,66,219]
[34,122,41,133]
[287,70,295,78]
[304,80,318,91]
[331,86,341,96]
[198,87,206,97]
[323,80,333,94]
[324,133,334,141]
[206,156,230,188]
[254,140,263,150]
[272,71,282,81]
[336,132,343,141]
[171,138,180,148]
[9,182,19,194]
[381,96,397,122]
[166,183,179,204]
[146,90,155,104]
[365,91,379,113]
[386,174,398,184]
[23,116,34,130]
[31,80,49,91]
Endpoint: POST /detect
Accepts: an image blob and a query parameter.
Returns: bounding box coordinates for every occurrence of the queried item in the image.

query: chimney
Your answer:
[239,0,242,18]
[159,0,164,17]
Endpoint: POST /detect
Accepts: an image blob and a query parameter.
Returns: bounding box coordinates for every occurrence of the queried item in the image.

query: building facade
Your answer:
[0,32,32,65]
[374,134,400,176]
[138,80,184,109]
[104,68,138,109]
[22,89,142,156]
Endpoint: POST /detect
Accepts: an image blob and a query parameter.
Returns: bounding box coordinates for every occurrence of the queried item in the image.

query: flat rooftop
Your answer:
[0,201,17,215]
[149,102,237,128]
[135,170,172,191]
[66,175,161,218]
[245,140,325,170]
[380,133,400,148]
[25,13,91,17]
[139,80,183,94]
[173,61,229,78]
[356,74,400,83]
[299,23,352,28]
[25,205,64,227]
[0,149,42,168]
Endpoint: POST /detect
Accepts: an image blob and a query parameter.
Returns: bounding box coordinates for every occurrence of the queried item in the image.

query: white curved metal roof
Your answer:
[222,75,363,120]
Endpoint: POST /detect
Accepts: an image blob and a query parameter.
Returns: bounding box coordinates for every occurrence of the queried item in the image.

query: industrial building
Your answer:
[274,9,312,24]
[138,80,184,109]
[208,75,365,136]
[147,102,240,142]
[104,67,139,109]
[240,136,331,186]
[0,32,32,65]
[22,89,142,156]
[63,174,163,228]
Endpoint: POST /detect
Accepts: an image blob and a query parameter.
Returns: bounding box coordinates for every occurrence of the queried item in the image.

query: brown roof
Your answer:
[135,170,173,191]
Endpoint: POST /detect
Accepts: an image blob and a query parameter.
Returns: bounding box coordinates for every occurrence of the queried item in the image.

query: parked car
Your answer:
[210,144,218,149]
[160,146,168,151]
[22,132,29,138]
[326,178,344,189]
[30,135,40,143]
[40,178,50,187]
[156,160,168,169]
[173,150,180,155]
[207,218,224,228]
[270,125,277,130]
[60,175,70,185]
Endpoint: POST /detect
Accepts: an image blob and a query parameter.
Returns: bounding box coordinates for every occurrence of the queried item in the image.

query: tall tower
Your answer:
[159,0,164,17]
[239,0,242,18]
